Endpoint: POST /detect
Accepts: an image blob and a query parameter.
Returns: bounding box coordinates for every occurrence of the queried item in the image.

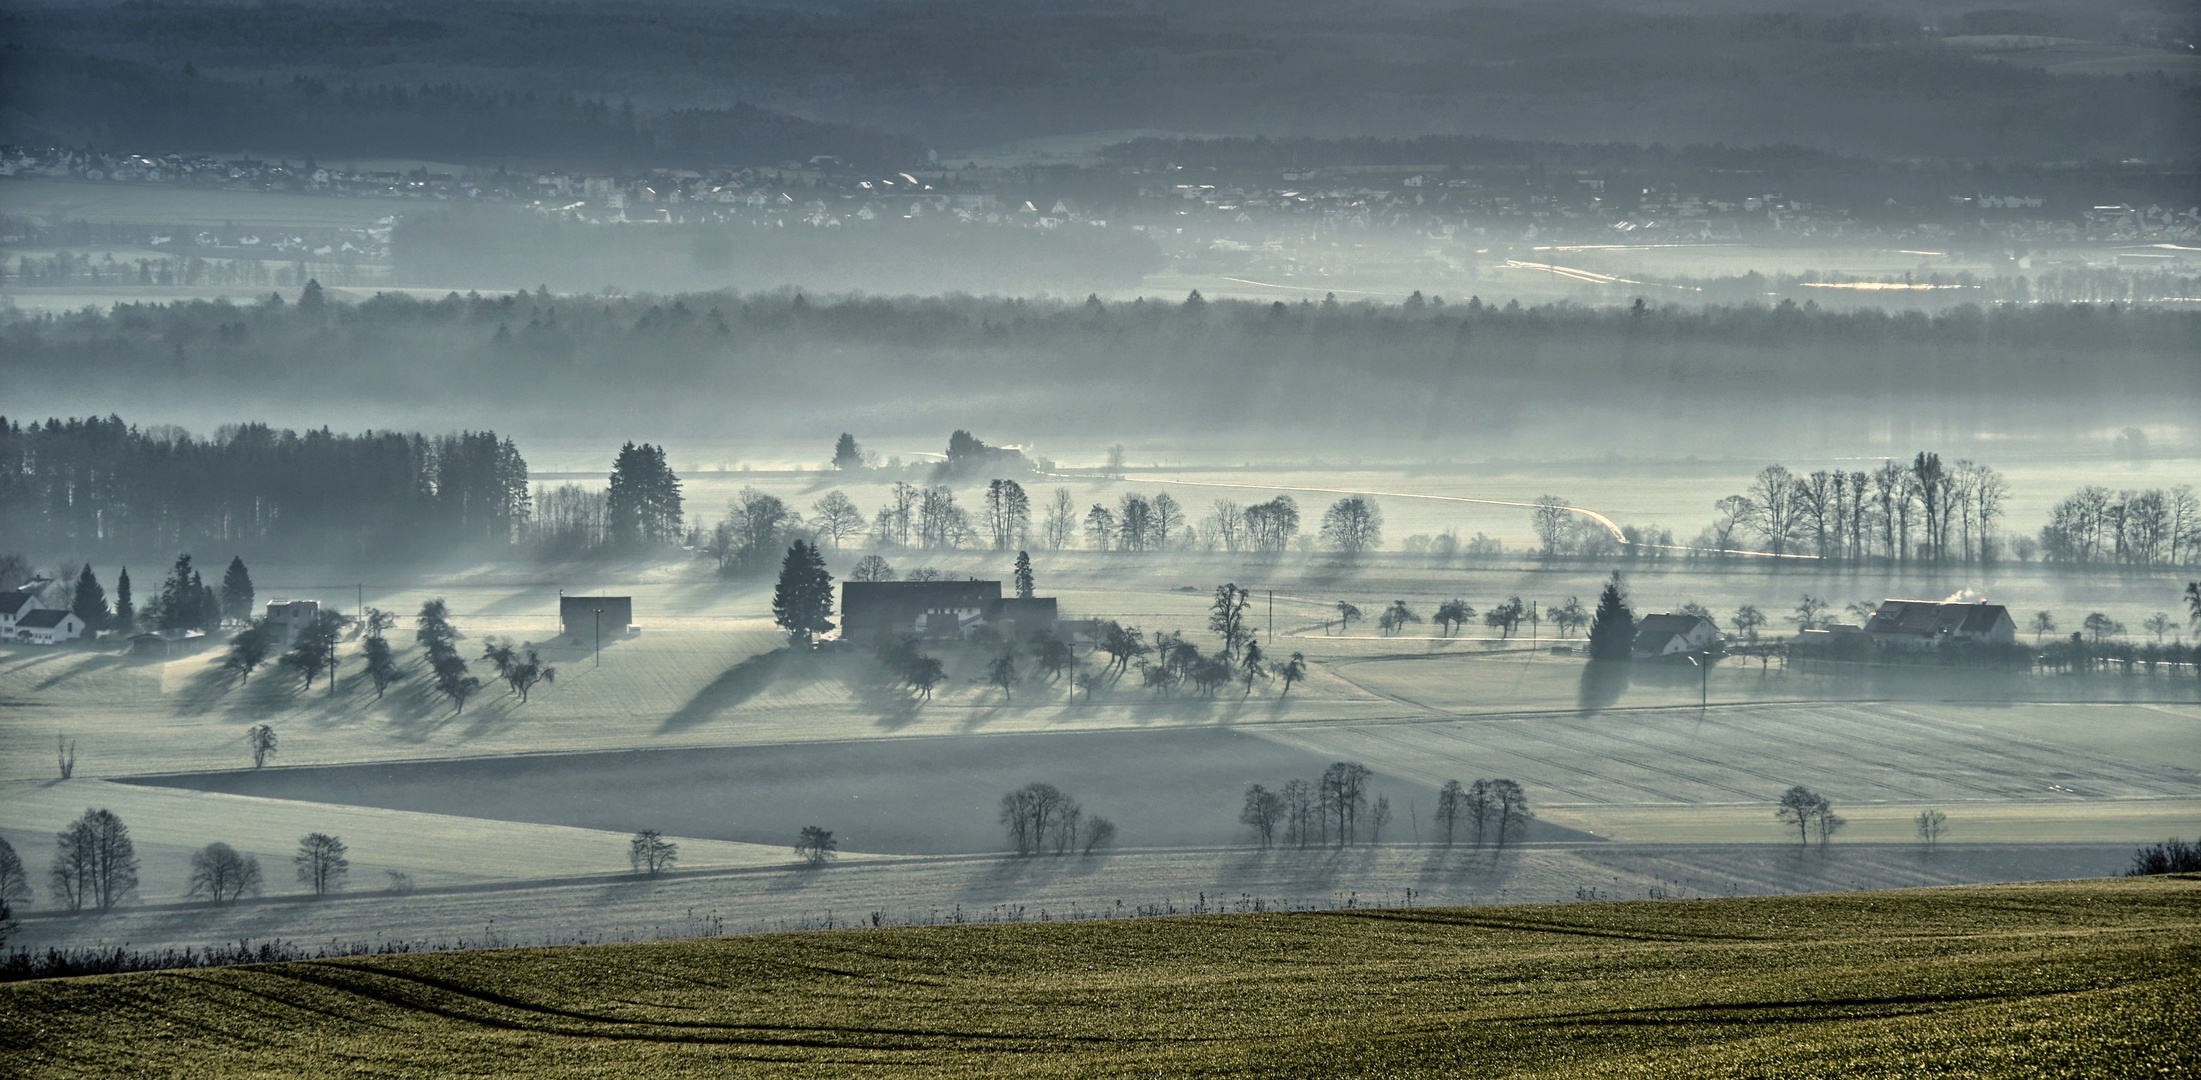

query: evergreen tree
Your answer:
[1013,550,1035,598]
[153,554,220,631]
[112,567,133,635]
[296,277,325,316]
[70,565,109,631]
[1586,571,1637,660]
[606,441,685,549]
[771,540,835,644]
[219,557,255,625]
[833,432,864,470]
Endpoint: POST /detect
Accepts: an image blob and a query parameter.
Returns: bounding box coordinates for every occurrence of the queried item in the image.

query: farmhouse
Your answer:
[0,590,42,635]
[560,595,635,641]
[840,580,1057,645]
[12,608,85,644]
[1631,612,1721,660]
[1864,600,2017,651]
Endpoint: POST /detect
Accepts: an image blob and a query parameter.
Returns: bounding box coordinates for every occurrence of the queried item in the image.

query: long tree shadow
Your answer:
[657,648,791,734]
[1577,660,1632,714]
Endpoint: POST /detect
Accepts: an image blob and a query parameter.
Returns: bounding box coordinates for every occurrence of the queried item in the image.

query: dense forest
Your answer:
[4,0,2193,161]
[2,286,2193,449]
[0,414,529,559]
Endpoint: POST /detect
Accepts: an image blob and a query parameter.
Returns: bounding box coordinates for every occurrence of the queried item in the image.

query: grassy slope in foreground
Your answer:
[5,879,2197,1078]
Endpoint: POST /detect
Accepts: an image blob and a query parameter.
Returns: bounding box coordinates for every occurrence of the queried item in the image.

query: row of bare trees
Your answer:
[1698,454,2012,564]
[2038,484,2200,567]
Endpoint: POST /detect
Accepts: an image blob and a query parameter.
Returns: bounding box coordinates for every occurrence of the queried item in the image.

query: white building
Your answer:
[1631,612,1722,660]
[13,609,86,645]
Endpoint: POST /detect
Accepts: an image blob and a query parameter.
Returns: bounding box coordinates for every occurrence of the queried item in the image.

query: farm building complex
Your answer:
[840,580,1057,645]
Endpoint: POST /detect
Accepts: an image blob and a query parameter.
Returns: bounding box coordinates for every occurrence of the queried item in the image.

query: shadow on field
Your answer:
[1577,661,1631,714]
[29,651,127,692]
[658,648,791,734]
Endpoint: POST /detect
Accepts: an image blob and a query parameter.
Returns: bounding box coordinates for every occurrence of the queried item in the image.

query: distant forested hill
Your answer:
[3,0,2194,160]
[0,51,925,170]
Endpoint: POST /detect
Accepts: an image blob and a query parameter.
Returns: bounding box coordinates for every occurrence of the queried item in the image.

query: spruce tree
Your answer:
[833,433,863,470]
[220,557,255,625]
[113,567,134,635]
[771,541,835,644]
[1013,550,1035,598]
[1586,571,1637,660]
[71,565,109,631]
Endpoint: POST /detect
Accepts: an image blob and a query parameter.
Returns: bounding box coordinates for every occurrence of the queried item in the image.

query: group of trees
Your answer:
[3,810,351,915]
[604,442,685,550]
[1239,761,1409,849]
[1689,454,2012,564]
[1433,779,1535,848]
[1775,786,1846,849]
[2038,484,2200,567]
[0,416,530,559]
[998,783,1115,857]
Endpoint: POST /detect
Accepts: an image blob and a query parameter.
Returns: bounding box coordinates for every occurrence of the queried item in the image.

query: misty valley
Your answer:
[3,0,2197,1076]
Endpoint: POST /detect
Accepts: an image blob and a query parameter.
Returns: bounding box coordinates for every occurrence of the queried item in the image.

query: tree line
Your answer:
[0,415,529,559]
[8,289,2191,452]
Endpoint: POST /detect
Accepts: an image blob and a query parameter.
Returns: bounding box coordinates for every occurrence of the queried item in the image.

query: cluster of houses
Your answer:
[0,584,359,654]
[1629,598,2017,661]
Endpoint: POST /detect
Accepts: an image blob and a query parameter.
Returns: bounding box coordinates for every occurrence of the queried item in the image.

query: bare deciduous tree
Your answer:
[1775,786,1827,849]
[1435,780,1465,847]
[52,808,138,912]
[188,842,263,904]
[1320,496,1383,558]
[629,830,678,875]
[1492,779,1532,847]
[1241,784,1285,848]
[1320,762,1372,846]
[247,724,277,768]
[1915,809,1948,855]
[295,833,349,895]
[1041,488,1079,550]
[811,491,865,550]
[794,826,838,865]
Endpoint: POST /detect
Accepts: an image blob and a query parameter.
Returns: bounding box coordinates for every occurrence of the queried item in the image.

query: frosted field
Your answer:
[2,534,2192,955]
[1,840,2144,957]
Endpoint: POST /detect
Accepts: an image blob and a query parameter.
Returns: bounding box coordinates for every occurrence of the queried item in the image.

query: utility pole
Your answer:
[594,607,602,668]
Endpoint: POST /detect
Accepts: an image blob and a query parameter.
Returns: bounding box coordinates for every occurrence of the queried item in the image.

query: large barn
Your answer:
[560,595,634,641]
[839,580,1057,645]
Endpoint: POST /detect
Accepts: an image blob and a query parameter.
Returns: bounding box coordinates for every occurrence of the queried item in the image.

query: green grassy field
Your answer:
[4,877,2195,1078]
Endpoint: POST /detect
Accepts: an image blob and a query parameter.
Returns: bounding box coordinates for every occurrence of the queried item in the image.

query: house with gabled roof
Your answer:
[1863,600,2016,651]
[0,590,42,636]
[1631,612,1721,660]
[13,608,85,645]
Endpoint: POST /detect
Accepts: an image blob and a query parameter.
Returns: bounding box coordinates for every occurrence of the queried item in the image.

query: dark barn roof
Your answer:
[1864,600,2009,638]
[15,608,74,628]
